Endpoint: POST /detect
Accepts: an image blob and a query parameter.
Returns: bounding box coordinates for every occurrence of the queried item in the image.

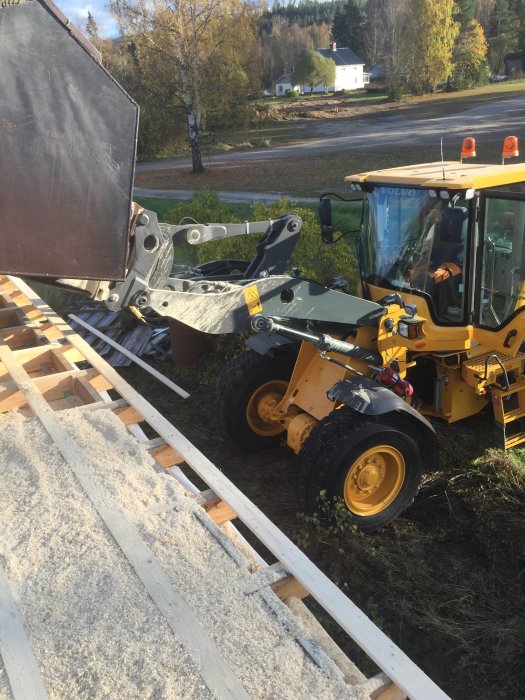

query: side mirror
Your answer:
[319,197,334,243]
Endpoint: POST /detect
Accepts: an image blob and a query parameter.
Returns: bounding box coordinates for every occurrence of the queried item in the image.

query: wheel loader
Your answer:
[3,0,525,531]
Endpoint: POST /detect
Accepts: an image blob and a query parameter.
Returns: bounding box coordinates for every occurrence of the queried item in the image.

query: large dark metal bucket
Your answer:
[0,0,138,281]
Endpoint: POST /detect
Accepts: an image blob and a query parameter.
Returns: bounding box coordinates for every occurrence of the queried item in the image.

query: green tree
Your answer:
[363,0,409,98]
[331,0,365,56]
[260,17,332,87]
[85,11,100,42]
[451,19,489,88]
[487,0,518,72]
[404,0,460,94]
[292,50,336,93]
[111,0,260,172]
[455,0,476,27]
[475,0,496,31]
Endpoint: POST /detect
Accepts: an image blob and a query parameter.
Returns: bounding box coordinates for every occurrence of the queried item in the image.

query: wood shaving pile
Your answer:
[0,407,361,699]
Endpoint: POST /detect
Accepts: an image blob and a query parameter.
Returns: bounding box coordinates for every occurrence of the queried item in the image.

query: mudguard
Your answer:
[245,331,297,356]
[327,375,436,435]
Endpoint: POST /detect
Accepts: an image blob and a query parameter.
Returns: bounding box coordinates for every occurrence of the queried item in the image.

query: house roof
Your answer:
[317,47,364,66]
[274,74,293,84]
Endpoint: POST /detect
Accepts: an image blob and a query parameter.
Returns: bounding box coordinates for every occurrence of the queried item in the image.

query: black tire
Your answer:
[216,350,296,452]
[297,409,425,531]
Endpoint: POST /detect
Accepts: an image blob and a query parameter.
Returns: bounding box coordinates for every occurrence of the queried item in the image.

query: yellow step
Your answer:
[491,382,525,399]
[462,351,525,388]
[502,407,525,424]
[505,431,525,450]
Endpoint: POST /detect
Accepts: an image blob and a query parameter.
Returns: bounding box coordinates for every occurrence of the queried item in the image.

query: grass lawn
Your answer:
[134,195,362,236]
[135,140,509,198]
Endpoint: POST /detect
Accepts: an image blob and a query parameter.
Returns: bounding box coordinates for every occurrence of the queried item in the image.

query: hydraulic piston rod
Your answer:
[251,315,382,365]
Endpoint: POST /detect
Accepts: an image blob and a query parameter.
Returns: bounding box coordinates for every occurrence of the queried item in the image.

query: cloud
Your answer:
[57,0,119,38]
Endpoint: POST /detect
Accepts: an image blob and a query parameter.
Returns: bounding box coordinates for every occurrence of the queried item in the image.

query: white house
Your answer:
[313,42,369,92]
[274,74,301,97]
[274,44,368,96]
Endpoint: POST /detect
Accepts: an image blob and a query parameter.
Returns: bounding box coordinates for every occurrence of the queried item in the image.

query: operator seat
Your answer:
[430,207,468,322]
[432,207,466,267]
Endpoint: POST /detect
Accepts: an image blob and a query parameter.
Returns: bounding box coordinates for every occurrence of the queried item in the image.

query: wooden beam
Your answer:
[113,404,144,426]
[0,340,249,700]
[75,398,128,412]
[270,574,309,601]
[0,307,24,329]
[0,369,111,412]
[202,496,237,525]
[0,563,49,700]
[372,682,408,700]
[149,443,185,468]
[8,277,451,700]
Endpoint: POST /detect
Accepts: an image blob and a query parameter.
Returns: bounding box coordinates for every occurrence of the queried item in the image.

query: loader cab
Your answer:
[340,157,525,331]
[357,184,472,325]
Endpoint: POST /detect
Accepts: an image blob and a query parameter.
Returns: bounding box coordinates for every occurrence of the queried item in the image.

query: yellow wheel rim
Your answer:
[246,380,288,437]
[343,444,405,516]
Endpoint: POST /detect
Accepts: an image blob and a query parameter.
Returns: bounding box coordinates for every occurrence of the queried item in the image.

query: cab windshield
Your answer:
[362,186,469,323]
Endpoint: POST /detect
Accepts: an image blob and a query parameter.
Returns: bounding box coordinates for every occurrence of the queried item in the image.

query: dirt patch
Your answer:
[268,82,525,123]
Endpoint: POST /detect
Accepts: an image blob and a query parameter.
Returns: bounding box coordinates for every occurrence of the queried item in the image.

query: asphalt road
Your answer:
[135,93,525,174]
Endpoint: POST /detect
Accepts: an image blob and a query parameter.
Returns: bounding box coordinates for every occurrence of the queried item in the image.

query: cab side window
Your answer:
[480,195,525,327]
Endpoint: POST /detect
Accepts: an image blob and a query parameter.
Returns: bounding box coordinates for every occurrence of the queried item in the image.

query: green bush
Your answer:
[162,191,359,288]
[387,82,404,101]
[285,89,300,98]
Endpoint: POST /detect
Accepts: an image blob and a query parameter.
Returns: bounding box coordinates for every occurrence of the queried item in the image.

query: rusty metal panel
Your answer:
[0,0,138,280]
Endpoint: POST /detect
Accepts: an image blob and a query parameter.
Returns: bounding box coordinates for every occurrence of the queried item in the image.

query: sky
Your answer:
[57,0,119,38]
[58,0,304,39]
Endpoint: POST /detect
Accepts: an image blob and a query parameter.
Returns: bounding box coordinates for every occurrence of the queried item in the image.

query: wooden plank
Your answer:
[0,308,24,329]
[74,376,105,405]
[8,277,451,700]
[202,497,237,525]
[372,682,407,700]
[0,326,40,350]
[113,405,144,426]
[75,398,128,412]
[0,339,249,700]
[69,315,190,399]
[0,347,76,380]
[270,574,309,601]
[0,563,49,700]
[0,369,110,412]
[149,443,185,468]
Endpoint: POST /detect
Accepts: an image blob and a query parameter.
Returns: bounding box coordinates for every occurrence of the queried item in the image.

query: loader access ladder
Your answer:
[463,351,525,449]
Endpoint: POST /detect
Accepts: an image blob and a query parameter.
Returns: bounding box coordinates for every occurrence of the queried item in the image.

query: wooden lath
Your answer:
[0,276,450,700]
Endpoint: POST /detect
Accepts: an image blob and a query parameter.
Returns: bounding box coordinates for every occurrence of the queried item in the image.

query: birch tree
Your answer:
[404,0,460,94]
[111,0,257,172]
[452,19,489,88]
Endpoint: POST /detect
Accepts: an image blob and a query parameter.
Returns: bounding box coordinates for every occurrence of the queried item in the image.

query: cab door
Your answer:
[476,185,525,331]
